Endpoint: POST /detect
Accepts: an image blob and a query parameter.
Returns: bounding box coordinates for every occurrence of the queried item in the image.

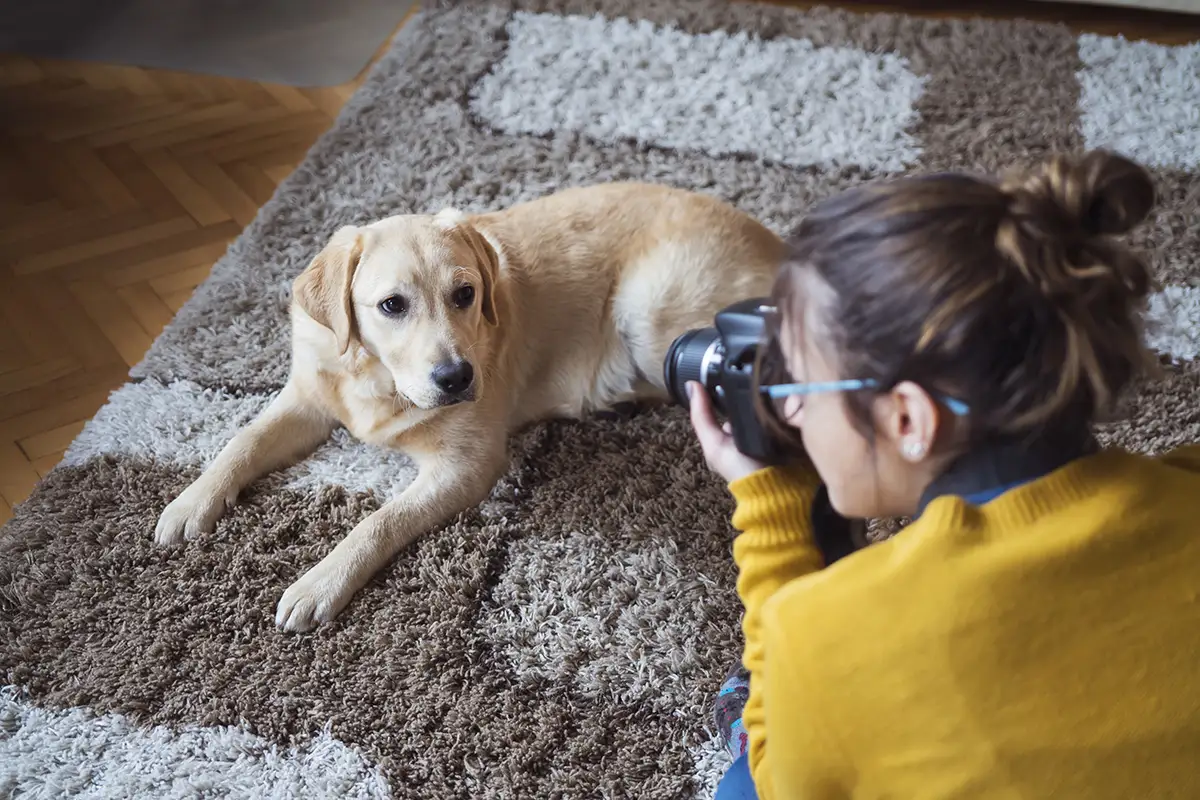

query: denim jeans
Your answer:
[714,752,758,800]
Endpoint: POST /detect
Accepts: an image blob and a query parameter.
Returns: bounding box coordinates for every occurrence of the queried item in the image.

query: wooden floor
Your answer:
[0,17,412,525]
[1,1,1198,525]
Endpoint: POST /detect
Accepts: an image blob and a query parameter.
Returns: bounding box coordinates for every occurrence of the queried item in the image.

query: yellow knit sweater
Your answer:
[728,444,1200,799]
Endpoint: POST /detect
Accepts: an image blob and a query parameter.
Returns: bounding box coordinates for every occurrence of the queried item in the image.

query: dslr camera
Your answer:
[663,298,790,465]
[663,297,868,565]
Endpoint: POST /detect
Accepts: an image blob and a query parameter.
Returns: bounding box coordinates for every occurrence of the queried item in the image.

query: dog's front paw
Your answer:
[154,480,228,546]
[275,565,353,633]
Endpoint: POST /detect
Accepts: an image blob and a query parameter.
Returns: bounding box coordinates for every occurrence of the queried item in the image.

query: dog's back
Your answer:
[472,183,785,425]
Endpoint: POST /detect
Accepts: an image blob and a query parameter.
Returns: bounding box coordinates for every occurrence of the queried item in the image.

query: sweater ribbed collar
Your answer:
[915,430,1099,519]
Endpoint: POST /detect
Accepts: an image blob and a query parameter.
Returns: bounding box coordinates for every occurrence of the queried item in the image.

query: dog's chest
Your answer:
[341,399,409,446]
[324,369,424,447]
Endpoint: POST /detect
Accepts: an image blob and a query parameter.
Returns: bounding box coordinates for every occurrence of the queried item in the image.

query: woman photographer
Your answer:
[688,149,1200,799]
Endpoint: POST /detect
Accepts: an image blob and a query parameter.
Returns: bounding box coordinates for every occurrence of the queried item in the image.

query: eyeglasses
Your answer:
[761,378,970,422]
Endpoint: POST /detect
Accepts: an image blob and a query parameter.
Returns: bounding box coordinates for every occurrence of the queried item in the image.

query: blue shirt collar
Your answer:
[809,430,1097,566]
[915,430,1098,517]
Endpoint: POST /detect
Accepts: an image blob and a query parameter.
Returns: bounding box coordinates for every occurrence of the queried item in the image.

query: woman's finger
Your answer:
[687,382,725,449]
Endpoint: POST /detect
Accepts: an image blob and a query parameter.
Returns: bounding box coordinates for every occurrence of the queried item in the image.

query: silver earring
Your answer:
[903,440,926,460]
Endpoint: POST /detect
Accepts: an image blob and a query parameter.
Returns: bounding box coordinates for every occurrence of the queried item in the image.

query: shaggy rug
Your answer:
[2,1,1199,797]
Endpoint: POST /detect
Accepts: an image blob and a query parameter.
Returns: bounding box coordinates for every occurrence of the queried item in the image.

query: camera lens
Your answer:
[663,327,721,408]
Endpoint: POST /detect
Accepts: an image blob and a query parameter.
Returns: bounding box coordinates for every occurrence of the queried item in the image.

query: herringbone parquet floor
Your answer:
[0,16,411,524]
[1,2,1196,526]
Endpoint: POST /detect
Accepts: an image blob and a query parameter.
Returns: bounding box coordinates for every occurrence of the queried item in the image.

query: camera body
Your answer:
[663,297,790,465]
[664,297,869,566]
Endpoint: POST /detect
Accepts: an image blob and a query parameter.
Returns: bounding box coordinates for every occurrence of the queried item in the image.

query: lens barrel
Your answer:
[663,327,720,407]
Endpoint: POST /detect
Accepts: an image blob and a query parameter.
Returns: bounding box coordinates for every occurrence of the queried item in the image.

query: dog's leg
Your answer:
[154,382,335,546]
[274,439,507,633]
[593,380,671,421]
[592,399,641,422]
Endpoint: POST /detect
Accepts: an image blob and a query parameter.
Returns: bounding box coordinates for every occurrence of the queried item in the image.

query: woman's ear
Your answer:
[292,225,363,355]
[881,381,941,462]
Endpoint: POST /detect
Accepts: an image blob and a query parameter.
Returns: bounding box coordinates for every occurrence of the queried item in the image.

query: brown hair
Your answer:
[757,149,1159,449]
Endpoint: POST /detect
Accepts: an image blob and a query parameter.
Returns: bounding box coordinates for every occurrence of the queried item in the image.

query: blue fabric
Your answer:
[715,752,757,800]
[961,478,1033,506]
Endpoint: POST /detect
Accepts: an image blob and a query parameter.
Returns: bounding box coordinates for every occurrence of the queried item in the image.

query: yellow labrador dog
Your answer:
[154,182,784,632]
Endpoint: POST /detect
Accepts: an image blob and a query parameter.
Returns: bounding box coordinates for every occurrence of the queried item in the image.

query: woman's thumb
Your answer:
[687,382,721,442]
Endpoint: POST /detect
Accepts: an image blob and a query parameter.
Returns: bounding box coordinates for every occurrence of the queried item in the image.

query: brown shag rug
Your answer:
[2,2,1198,798]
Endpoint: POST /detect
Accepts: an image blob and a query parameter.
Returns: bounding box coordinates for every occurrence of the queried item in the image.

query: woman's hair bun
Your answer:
[1002,148,1156,241]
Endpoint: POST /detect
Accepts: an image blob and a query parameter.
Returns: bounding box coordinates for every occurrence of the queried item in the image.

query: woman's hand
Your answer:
[687,381,770,483]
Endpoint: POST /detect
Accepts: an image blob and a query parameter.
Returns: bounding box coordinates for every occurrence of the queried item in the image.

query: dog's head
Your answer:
[291,209,502,409]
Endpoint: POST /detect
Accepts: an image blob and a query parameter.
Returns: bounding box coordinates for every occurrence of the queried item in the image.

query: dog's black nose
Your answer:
[431,360,474,395]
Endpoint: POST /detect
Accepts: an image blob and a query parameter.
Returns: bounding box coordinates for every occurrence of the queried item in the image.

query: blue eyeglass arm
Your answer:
[763,380,970,416]
[763,380,873,397]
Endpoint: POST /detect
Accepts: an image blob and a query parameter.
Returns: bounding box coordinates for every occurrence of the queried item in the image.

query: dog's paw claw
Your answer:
[154,484,225,547]
[275,595,320,633]
[275,568,349,633]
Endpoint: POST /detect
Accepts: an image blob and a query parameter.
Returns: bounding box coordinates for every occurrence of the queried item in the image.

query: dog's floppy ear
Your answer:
[292,225,364,355]
[463,224,501,327]
[435,209,501,327]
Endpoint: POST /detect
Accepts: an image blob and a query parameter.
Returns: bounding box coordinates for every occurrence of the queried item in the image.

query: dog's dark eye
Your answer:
[452,285,475,309]
[378,295,407,316]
